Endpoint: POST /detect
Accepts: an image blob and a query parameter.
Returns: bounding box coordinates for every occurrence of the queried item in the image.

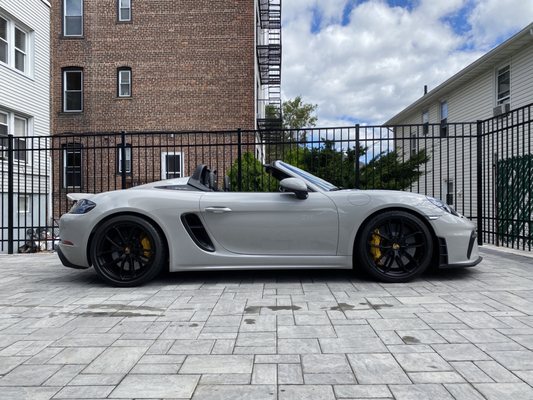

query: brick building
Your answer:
[50,0,281,214]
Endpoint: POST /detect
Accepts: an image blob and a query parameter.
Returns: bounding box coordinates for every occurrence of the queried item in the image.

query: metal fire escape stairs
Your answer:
[256,0,282,133]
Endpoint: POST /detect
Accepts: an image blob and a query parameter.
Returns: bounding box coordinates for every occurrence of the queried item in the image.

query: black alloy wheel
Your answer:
[357,211,433,283]
[90,215,165,287]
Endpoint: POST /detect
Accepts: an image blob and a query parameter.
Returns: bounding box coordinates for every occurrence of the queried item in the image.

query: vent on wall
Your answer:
[493,103,511,116]
[181,213,215,252]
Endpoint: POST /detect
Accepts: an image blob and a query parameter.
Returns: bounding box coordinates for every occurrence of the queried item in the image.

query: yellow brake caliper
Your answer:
[370,229,382,262]
[140,235,152,258]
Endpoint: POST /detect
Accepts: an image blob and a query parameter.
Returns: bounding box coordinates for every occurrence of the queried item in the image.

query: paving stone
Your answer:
[252,363,277,384]
[111,374,199,398]
[475,360,522,382]
[302,354,351,374]
[278,385,335,400]
[432,344,492,361]
[319,337,388,354]
[192,384,276,400]
[43,364,85,387]
[53,385,115,398]
[180,355,253,374]
[278,338,321,354]
[236,332,276,347]
[333,384,392,398]
[489,350,533,370]
[389,384,455,400]
[277,325,337,339]
[168,339,214,354]
[0,386,61,400]
[0,364,62,386]
[68,373,125,386]
[347,353,410,384]
[444,383,485,400]
[255,354,300,364]
[304,373,356,384]
[278,363,303,384]
[83,346,147,374]
[47,347,105,364]
[474,382,533,400]
[0,356,27,374]
[395,352,452,372]
[450,361,494,383]
[408,371,466,383]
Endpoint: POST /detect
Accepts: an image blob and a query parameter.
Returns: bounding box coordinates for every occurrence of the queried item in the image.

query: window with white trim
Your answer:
[117,67,131,97]
[64,0,83,37]
[161,152,183,179]
[440,101,448,137]
[63,68,83,112]
[497,65,510,105]
[410,133,417,157]
[0,109,29,163]
[18,194,30,213]
[117,144,132,174]
[422,110,429,135]
[118,0,131,22]
[0,12,31,74]
[63,143,83,188]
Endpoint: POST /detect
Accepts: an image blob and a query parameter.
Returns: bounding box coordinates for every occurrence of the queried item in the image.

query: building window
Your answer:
[63,68,83,112]
[64,0,83,37]
[0,110,29,163]
[161,152,182,179]
[0,14,31,75]
[14,27,26,72]
[117,67,131,97]
[63,143,83,188]
[422,110,429,135]
[410,133,417,157]
[0,16,7,63]
[440,101,448,137]
[118,0,131,22]
[497,65,510,105]
[117,144,132,174]
[18,195,30,213]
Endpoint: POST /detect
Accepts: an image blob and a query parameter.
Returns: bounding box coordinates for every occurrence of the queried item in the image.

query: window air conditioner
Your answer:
[493,103,511,116]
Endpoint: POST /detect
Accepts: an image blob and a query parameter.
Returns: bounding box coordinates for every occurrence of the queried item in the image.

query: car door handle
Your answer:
[204,207,232,213]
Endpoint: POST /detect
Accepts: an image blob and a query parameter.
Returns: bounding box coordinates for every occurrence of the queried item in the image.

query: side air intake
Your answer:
[181,213,215,252]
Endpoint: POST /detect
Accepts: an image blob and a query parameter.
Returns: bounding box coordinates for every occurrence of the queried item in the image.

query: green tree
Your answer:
[282,96,318,130]
[227,152,277,192]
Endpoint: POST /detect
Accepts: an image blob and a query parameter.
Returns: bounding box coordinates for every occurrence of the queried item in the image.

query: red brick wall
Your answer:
[51,0,256,133]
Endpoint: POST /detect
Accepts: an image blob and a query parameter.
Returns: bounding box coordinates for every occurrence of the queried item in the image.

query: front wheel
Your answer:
[356,211,433,283]
[90,215,165,287]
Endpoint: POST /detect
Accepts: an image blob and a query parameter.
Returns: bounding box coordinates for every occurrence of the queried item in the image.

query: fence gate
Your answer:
[496,154,533,250]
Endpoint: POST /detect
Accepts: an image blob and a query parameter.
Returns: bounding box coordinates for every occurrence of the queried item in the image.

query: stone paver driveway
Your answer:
[1,247,533,399]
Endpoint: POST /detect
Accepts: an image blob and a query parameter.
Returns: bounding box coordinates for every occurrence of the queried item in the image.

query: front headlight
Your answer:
[69,199,96,214]
[426,196,458,216]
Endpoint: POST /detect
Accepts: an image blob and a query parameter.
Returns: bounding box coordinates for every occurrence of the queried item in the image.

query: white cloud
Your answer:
[281,0,530,126]
[468,0,533,48]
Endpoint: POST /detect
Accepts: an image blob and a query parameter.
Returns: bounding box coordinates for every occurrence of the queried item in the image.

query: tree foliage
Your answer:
[282,96,318,130]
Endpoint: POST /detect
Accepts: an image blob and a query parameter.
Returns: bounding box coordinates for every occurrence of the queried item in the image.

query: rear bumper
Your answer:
[57,245,90,270]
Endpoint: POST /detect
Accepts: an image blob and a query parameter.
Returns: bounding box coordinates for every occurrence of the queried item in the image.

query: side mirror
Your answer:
[280,178,308,200]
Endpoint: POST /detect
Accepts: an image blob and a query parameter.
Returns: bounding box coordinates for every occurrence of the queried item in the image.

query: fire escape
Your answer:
[256,0,282,131]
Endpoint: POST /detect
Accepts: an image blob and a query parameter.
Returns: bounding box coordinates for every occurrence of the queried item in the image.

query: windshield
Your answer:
[277,161,339,192]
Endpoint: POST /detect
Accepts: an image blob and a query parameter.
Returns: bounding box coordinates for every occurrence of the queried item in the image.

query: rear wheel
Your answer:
[90,215,165,287]
[357,211,433,283]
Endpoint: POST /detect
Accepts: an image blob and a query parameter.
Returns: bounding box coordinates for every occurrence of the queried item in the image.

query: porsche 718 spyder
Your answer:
[58,160,481,286]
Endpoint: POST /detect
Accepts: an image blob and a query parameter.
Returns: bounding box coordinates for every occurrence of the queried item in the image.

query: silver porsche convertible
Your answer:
[58,160,481,286]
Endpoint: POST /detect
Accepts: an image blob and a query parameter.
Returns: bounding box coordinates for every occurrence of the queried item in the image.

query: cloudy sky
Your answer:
[281,0,533,126]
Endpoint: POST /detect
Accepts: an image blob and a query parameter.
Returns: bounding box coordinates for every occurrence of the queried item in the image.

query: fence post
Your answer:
[237,128,242,192]
[476,120,483,246]
[7,135,14,254]
[355,124,360,189]
[120,131,127,190]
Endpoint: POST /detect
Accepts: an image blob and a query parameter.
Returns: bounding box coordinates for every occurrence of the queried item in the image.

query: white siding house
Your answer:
[0,0,50,252]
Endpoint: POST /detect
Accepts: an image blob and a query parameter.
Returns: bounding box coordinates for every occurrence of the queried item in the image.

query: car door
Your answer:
[199,191,339,255]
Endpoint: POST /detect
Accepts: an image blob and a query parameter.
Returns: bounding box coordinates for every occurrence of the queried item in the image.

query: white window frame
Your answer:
[118,68,131,97]
[497,65,510,105]
[422,110,429,135]
[161,152,183,179]
[440,101,448,137]
[63,144,83,188]
[63,69,83,112]
[0,12,32,76]
[64,0,83,37]
[0,109,30,164]
[118,0,132,22]
[410,133,417,156]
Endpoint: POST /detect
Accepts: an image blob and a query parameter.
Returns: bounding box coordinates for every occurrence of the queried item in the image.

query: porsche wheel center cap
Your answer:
[124,247,131,254]
[392,243,400,250]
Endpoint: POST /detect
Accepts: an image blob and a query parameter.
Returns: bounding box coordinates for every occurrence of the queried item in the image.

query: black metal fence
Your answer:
[1,103,532,253]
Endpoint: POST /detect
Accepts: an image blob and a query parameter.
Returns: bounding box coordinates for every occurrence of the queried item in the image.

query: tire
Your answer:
[90,215,165,287]
[356,211,433,283]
